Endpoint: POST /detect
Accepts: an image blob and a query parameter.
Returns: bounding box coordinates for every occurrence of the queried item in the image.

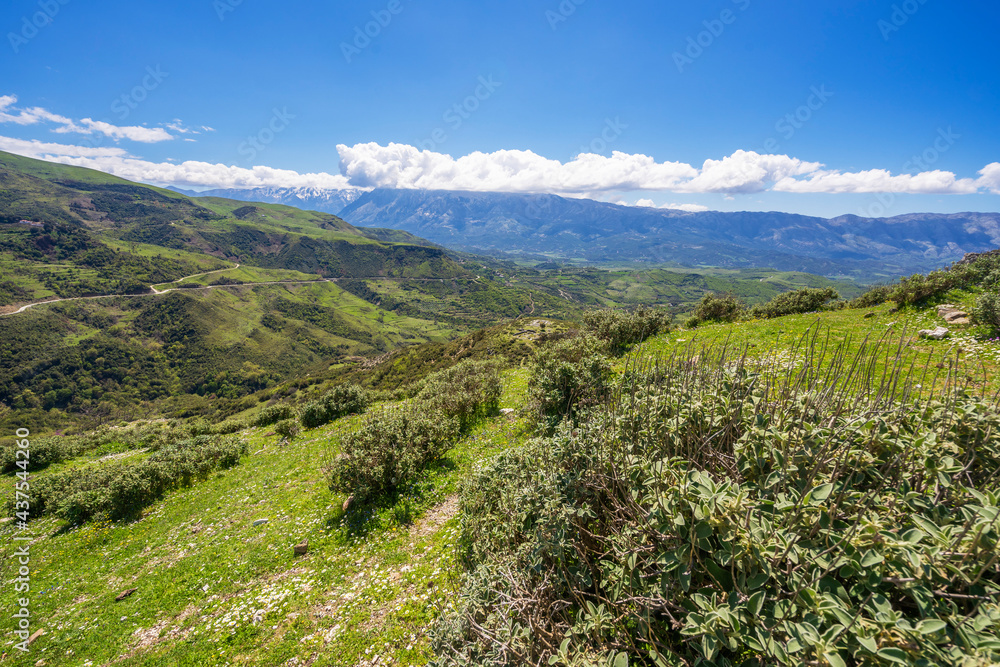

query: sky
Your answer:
[1,0,998,218]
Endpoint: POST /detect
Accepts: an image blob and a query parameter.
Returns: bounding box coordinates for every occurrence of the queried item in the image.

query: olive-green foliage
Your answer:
[433,346,1000,667]
[416,359,502,431]
[330,405,459,502]
[211,417,249,435]
[689,292,748,326]
[253,403,297,427]
[973,290,1000,332]
[582,307,671,351]
[273,418,300,441]
[529,335,613,431]
[299,384,370,429]
[750,287,840,319]
[19,435,248,523]
[848,284,894,309]
[0,436,85,473]
[0,419,214,473]
[889,270,962,307]
[360,320,570,392]
[850,251,1000,309]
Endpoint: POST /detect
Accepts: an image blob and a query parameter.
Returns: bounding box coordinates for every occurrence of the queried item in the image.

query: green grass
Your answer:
[156,266,323,289]
[2,285,998,665]
[0,371,531,666]
[632,295,1000,397]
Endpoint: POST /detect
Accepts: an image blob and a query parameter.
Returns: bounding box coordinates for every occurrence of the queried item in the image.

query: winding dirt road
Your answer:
[0,265,482,318]
[0,263,242,317]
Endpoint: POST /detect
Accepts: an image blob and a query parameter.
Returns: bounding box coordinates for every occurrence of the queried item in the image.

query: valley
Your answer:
[1,151,998,667]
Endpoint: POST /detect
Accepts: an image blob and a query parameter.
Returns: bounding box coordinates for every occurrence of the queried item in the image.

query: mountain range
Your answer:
[174,185,1000,279]
[168,185,364,214]
[338,190,1000,279]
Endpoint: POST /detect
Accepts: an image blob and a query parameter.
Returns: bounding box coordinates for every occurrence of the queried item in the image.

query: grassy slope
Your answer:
[2,287,996,666]
[0,372,531,667]
[633,286,1000,397]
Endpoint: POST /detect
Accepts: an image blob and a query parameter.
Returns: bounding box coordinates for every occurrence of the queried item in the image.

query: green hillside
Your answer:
[0,152,869,435]
[1,252,997,666]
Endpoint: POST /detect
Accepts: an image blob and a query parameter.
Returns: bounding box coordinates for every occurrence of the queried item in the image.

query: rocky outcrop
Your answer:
[937,304,970,325]
[957,248,1000,266]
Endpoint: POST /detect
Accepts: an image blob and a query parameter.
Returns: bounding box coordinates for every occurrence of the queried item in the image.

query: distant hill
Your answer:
[170,185,365,215]
[0,150,874,433]
[339,188,1000,279]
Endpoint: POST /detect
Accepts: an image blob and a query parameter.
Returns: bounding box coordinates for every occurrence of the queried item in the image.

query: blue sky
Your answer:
[1,0,998,217]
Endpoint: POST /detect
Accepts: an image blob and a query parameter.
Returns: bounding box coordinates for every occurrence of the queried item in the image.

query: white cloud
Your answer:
[677,151,822,194]
[50,154,353,190]
[2,130,997,200]
[0,136,130,159]
[0,95,76,127]
[337,142,698,195]
[977,163,1000,194]
[0,133,356,190]
[634,198,709,213]
[773,169,980,195]
[73,119,174,143]
[335,142,999,197]
[0,94,175,143]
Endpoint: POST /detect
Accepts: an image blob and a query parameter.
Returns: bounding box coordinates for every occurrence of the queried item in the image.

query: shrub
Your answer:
[529,335,612,431]
[0,419,203,472]
[433,344,1000,667]
[253,403,296,427]
[330,405,458,501]
[750,287,840,319]
[973,290,1000,332]
[17,435,249,523]
[689,292,747,326]
[416,359,502,431]
[299,384,370,429]
[848,284,893,309]
[273,418,300,441]
[582,307,671,351]
[211,417,249,435]
[848,252,1000,311]
[890,270,961,306]
[0,436,84,473]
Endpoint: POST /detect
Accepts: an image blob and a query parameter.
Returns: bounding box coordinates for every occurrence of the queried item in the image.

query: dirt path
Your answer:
[0,270,488,318]
[0,262,241,316]
[150,263,241,294]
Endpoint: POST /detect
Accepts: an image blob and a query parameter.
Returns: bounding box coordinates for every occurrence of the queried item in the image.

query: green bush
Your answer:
[253,403,297,427]
[299,384,370,429]
[0,419,203,472]
[750,287,840,319]
[433,347,1000,667]
[330,405,458,501]
[529,335,612,431]
[0,436,84,473]
[211,417,249,435]
[582,307,671,351]
[849,252,1000,310]
[416,359,502,431]
[273,418,300,441]
[18,435,249,523]
[890,270,961,306]
[689,292,748,326]
[848,284,893,309]
[973,290,1000,332]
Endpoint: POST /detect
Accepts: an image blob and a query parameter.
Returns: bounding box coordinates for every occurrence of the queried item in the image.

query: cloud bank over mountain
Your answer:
[0,93,997,200]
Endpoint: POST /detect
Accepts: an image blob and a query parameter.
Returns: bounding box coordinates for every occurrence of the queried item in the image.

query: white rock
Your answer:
[918,326,950,340]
